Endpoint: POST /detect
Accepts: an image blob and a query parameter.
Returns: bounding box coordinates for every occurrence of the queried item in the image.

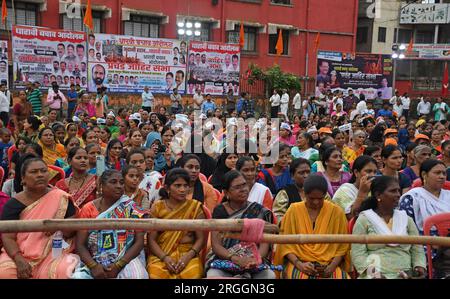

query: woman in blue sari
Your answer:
[72,170,149,279]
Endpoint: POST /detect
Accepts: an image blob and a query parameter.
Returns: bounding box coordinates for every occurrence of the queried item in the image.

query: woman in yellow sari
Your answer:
[147,168,205,279]
[274,174,350,279]
[0,157,79,279]
[38,127,66,166]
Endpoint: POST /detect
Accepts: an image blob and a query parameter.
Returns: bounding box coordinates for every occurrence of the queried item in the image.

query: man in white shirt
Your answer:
[280,89,289,118]
[141,86,154,112]
[0,82,10,126]
[389,90,400,105]
[193,88,204,111]
[400,92,411,119]
[269,89,280,119]
[293,92,301,116]
[416,96,431,118]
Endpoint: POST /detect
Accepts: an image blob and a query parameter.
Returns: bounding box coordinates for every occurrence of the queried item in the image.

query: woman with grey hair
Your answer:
[400,144,432,183]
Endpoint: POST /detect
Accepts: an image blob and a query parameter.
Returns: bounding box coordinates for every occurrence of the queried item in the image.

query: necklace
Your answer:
[228,201,246,212]
[68,174,88,194]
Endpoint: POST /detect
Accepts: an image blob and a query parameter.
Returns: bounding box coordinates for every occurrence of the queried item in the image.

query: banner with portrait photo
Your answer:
[316,51,394,100]
[0,40,8,86]
[187,41,240,95]
[12,25,87,89]
[87,34,187,93]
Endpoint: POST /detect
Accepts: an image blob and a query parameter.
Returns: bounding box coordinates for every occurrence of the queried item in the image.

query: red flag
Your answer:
[1,0,7,25]
[314,32,321,53]
[83,0,93,32]
[443,62,449,97]
[406,37,414,54]
[239,23,245,48]
[275,29,283,56]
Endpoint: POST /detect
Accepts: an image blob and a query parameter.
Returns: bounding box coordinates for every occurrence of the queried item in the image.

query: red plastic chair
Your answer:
[411,178,450,190]
[7,145,16,168]
[47,165,66,185]
[423,212,450,279]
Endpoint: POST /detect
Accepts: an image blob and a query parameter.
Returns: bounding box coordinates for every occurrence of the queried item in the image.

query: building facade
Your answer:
[357,0,450,97]
[0,0,358,96]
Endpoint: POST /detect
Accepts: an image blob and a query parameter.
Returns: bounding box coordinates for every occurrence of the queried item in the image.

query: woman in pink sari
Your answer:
[74,93,95,118]
[0,157,80,279]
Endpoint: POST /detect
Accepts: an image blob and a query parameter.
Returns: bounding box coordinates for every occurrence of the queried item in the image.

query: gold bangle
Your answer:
[86,261,98,269]
[114,259,127,270]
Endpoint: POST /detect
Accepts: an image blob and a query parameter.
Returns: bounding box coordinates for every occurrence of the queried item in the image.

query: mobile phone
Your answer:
[96,155,106,177]
[368,174,382,180]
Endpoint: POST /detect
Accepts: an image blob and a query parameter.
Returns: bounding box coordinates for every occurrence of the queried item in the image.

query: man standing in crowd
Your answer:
[201,94,216,115]
[269,89,280,119]
[236,92,246,115]
[280,89,289,118]
[433,97,449,122]
[46,82,67,119]
[193,88,204,111]
[373,91,384,113]
[141,86,154,112]
[343,88,358,112]
[27,82,43,116]
[389,90,400,106]
[416,96,431,118]
[292,90,301,116]
[170,88,183,114]
[244,92,255,118]
[0,82,9,126]
[401,92,411,119]
[67,84,78,118]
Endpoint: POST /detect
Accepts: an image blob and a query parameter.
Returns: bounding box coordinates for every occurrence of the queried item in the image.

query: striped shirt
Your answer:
[27,89,42,113]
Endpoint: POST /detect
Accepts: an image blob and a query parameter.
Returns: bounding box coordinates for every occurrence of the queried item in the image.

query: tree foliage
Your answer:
[246,63,301,94]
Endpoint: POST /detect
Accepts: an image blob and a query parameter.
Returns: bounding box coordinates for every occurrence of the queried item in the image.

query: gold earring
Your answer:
[377,198,381,202]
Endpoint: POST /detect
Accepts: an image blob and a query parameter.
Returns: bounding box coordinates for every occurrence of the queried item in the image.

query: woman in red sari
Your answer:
[55,147,97,208]
[0,157,80,279]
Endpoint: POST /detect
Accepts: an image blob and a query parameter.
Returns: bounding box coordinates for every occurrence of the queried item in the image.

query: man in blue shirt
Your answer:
[236,92,246,115]
[67,84,78,119]
[376,102,393,118]
[201,94,216,115]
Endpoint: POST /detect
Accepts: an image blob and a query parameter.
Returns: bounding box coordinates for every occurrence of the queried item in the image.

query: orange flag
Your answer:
[314,32,321,53]
[1,0,7,25]
[239,22,245,48]
[442,62,448,97]
[83,0,94,32]
[406,37,414,54]
[275,29,283,56]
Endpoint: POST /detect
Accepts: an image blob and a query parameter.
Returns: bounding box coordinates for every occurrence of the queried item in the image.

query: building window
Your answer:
[356,27,368,44]
[62,10,103,33]
[271,0,291,4]
[124,15,159,38]
[0,1,37,30]
[378,27,386,43]
[268,30,289,55]
[395,28,413,44]
[227,26,257,52]
[177,22,211,42]
[415,27,434,44]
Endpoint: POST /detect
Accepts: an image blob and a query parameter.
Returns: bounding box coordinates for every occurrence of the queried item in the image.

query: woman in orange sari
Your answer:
[0,157,80,279]
[55,147,97,208]
[147,168,205,279]
[274,174,350,279]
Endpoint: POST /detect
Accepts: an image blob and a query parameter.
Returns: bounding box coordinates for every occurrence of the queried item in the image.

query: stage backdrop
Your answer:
[187,41,240,96]
[0,40,8,86]
[88,34,187,93]
[316,51,394,100]
[12,25,87,89]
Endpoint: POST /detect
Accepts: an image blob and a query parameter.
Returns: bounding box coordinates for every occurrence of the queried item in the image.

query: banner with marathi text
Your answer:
[316,51,394,100]
[187,41,240,95]
[12,25,87,89]
[0,40,8,86]
[88,34,187,93]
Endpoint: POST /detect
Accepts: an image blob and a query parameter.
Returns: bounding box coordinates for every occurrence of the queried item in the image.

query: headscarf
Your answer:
[210,151,233,192]
[144,132,167,173]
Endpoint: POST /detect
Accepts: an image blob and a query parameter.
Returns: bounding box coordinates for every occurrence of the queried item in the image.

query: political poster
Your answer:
[12,25,87,89]
[187,41,240,96]
[88,34,187,93]
[0,40,8,86]
[316,51,394,100]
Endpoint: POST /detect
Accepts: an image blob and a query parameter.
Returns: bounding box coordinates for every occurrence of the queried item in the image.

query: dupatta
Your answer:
[155,199,202,256]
